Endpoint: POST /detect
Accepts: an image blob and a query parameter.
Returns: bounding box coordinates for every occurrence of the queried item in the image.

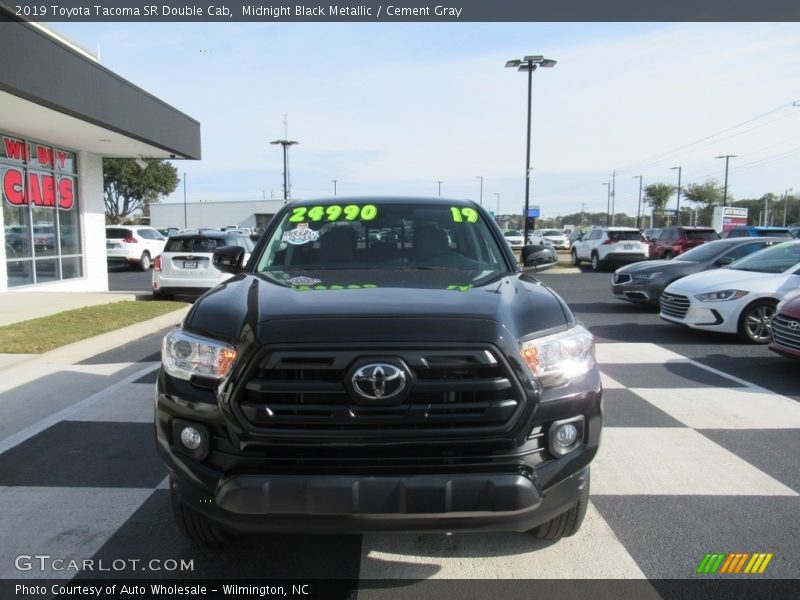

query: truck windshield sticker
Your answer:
[450,207,479,223]
[287,276,322,287]
[289,204,379,223]
[282,224,320,245]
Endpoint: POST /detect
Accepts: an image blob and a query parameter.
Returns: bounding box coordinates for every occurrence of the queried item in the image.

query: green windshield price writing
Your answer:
[289,204,379,223]
[450,207,479,223]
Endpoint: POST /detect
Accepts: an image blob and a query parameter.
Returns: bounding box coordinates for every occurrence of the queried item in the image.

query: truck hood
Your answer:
[182,269,573,345]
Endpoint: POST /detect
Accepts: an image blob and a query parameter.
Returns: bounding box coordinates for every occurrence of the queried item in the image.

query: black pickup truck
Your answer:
[156,197,601,543]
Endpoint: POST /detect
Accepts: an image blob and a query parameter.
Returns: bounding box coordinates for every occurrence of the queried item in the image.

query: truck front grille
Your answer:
[234,346,527,439]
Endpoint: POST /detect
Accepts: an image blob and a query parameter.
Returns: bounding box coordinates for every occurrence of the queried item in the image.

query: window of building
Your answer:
[2,133,82,287]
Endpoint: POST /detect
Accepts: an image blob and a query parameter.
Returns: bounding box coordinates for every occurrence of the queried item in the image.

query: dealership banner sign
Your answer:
[1,136,75,210]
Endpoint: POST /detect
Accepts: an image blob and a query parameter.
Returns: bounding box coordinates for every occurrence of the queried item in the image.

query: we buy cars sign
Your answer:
[1,136,75,210]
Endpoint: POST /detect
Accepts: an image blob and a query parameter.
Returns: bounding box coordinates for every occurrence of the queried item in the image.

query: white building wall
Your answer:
[151,200,285,230]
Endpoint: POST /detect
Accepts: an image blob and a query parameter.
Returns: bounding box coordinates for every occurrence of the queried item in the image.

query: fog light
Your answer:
[171,419,209,460]
[548,416,584,457]
[180,426,202,450]
[555,423,578,447]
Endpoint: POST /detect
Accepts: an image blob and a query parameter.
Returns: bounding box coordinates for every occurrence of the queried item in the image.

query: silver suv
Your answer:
[570,227,649,271]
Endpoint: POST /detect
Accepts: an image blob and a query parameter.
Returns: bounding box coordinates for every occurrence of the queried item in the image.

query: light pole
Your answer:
[603,182,611,226]
[476,176,483,205]
[505,55,556,246]
[270,138,299,201]
[332,179,337,197]
[182,172,187,229]
[610,170,616,226]
[494,192,500,216]
[670,166,682,225]
[632,176,643,229]
[715,155,736,206]
[437,181,443,197]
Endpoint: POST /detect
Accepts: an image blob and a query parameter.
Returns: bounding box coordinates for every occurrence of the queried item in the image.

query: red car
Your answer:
[770,292,800,359]
[650,226,719,259]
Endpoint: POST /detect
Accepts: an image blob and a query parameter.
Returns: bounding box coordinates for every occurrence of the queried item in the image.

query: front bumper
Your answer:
[659,299,736,333]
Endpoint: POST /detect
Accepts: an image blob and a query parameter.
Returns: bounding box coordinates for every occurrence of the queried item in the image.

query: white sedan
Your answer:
[531,229,570,250]
[659,240,800,343]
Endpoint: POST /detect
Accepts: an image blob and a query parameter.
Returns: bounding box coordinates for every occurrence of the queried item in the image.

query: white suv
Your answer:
[571,227,649,271]
[531,229,570,250]
[106,226,167,271]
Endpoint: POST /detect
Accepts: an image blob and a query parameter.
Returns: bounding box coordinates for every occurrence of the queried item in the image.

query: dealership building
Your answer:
[0,12,200,292]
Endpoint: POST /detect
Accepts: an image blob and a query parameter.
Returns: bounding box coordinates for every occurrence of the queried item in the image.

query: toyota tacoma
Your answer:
[156,198,602,543]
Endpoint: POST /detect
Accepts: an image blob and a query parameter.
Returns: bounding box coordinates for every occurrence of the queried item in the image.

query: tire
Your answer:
[529,468,590,541]
[139,251,151,271]
[171,488,227,544]
[590,253,604,272]
[663,250,674,260]
[737,299,777,344]
[570,249,580,266]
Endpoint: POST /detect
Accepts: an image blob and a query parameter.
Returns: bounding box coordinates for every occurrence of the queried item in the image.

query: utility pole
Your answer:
[476,176,483,205]
[603,182,611,226]
[715,155,736,206]
[671,166,682,225]
[611,170,616,226]
[633,175,643,229]
[332,180,337,197]
[270,116,298,202]
[182,172,187,229]
[437,181,443,197]
[784,188,794,227]
[580,203,585,228]
[494,192,500,216]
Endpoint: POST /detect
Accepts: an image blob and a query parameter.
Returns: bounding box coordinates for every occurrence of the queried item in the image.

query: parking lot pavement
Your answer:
[0,335,797,584]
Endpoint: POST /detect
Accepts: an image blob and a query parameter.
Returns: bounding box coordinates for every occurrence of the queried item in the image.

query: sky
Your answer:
[54,21,800,220]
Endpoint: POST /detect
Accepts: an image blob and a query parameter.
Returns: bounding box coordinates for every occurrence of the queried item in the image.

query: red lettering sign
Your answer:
[36,145,54,168]
[58,177,74,210]
[3,137,27,161]
[56,150,68,169]
[3,168,25,205]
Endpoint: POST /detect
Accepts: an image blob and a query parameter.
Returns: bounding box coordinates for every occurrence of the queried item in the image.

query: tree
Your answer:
[643,183,675,227]
[103,159,179,224]
[683,180,724,227]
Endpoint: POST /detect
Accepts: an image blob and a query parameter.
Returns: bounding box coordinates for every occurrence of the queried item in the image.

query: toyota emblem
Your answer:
[351,363,407,401]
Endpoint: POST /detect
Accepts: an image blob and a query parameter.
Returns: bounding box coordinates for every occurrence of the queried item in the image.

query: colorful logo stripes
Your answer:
[696,552,773,574]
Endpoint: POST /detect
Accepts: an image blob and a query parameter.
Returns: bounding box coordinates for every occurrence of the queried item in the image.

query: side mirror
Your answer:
[715,256,734,267]
[521,244,552,272]
[213,245,246,274]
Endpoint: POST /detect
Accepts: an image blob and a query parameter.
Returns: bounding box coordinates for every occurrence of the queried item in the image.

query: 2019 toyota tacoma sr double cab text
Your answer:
[156,198,602,544]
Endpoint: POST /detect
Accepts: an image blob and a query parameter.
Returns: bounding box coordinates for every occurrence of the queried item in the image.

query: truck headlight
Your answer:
[519,325,595,388]
[694,290,749,302]
[162,329,237,381]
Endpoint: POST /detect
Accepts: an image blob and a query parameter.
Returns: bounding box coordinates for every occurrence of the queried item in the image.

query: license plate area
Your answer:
[183,260,198,269]
[624,244,634,250]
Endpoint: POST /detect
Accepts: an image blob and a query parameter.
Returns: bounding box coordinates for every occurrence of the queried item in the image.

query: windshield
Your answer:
[730,241,800,274]
[686,230,719,241]
[676,241,728,262]
[256,202,509,283]
[106,228,132,239]
[757,229,791,237]
[504,230,522,237]
[165,235,254,253]
[540,230,562,236]
[608,230,644,242]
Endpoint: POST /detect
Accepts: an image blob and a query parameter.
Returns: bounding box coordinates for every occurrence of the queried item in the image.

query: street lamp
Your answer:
[270,138,299,201]
[505,55,556,245]
[602,182,611,226]
[182,172,187,229]
[784,188,794,227]
[715,155,736,207]
[494,192,500,216]
[332,179,337,197]
[437,181,443,197]
[476,176,483,205]
[670,166,682,225]
[632,176,643,229]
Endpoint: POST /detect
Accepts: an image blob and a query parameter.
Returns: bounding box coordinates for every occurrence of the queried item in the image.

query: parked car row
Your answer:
[610,239,800,352]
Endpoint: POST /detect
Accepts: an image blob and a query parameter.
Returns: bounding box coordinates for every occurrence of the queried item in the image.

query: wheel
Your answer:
[139,251,151,271]
[663,250,674,260]
[737,299,777,344]
[529,468,590,541]
[570,249,580,266]
[171,488,227,544]
[590,253,604,272]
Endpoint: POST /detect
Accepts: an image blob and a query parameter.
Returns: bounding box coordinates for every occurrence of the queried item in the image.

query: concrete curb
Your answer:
[0,306,190,378]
